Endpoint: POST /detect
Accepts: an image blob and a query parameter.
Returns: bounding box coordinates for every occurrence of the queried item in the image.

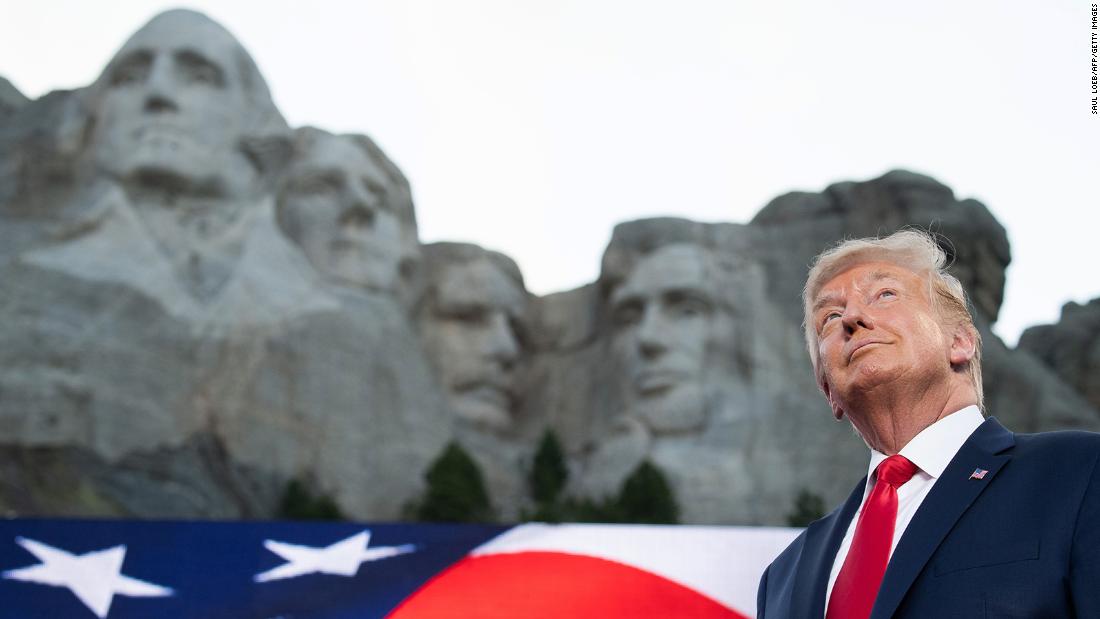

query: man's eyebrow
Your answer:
[609,289,642,308]
[108,50,153,74]
[436,299,489,314]
[662,286,714,304]
[813,270,903,312]
[812,292,843,314]
[113,50,151,64]
[175,48,227,81]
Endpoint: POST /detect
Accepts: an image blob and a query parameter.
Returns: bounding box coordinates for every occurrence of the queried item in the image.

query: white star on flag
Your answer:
[2,536,173,618]
[254,530,415,583]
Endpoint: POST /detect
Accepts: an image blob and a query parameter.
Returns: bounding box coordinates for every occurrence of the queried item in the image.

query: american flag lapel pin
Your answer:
[969,468,988,480]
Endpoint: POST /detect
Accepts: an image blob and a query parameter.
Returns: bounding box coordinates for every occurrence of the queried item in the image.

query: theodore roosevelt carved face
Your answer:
[419,244,528,433]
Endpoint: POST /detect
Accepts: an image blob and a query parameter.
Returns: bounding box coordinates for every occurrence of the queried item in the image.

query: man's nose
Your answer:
[143,57,179,113]
[841,301,873,334]
[341,184,378,228]
[637,306,669,358]
[339,204,376,230]
[484,312,519,368]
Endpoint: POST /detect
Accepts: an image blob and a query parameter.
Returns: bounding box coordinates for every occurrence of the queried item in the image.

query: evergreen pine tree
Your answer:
[277,479,346,521]
[416,442,493,522]
[786,488,826,527]
[616,460,679,524]
[530,430,569,505]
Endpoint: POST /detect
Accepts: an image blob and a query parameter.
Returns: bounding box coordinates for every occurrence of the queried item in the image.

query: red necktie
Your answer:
[826,454,919,619]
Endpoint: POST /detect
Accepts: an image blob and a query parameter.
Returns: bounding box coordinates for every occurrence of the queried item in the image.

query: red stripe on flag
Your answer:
[387,551,749,619]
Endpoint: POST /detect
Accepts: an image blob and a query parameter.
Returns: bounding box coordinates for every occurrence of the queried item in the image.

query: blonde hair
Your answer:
[802,230,983,408]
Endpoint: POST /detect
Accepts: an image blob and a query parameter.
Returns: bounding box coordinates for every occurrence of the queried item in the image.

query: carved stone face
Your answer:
[421,257,526,431]
[89,11,254,196]
[278,133,408,291]
[609,244,732,434]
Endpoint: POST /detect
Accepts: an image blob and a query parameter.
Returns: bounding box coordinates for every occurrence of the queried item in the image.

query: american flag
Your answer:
[969,468,989,480]
[0,518,797,618]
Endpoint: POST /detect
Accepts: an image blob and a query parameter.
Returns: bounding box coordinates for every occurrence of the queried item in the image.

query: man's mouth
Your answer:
[331,236,384,257]
[634,369,689,395]
[847,340,884,362]
[455,380,514,410]
[134,123,191,142]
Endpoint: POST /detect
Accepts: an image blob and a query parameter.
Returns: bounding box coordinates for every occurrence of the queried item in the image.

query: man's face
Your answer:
[89,13,251,193]
[421,258,526,431]
[609,244,724,433]
[811,261,953,419]
[279,134,407,291]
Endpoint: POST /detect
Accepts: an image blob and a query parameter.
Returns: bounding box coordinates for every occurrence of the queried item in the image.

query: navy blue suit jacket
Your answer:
[757,417,1100,618]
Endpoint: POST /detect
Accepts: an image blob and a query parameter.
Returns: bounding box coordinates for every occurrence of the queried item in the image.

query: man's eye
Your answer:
[878,289,897,299]
[177,52,225,87]
[188,66,219,85]
[290,172,343,195]
[441,306,489,325]
[612,303,642,327]
[660,291,712,320]
[822,312,841,326]
[363,179,388,207]
[674,300,706,318]
[109,57,151,86]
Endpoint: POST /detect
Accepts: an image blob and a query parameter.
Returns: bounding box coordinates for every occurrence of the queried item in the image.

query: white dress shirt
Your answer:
[824,405,985,613]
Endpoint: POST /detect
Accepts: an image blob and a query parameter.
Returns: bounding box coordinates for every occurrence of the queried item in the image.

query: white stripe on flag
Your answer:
[471,523,800,614]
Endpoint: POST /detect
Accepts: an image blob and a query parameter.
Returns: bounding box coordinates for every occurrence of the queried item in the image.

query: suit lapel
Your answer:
[792,477,866,618]
[870,417,1015,619]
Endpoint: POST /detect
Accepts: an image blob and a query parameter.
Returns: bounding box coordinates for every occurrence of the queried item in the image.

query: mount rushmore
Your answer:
[0,9,1096,525]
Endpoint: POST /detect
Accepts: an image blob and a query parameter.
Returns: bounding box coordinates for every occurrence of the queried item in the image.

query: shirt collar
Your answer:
[866,405,985,484]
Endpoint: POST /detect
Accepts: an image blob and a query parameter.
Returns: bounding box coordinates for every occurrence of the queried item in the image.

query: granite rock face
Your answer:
[0,77,29,121]
[0,10,453,521]
[1019,298,1100,412]
[751,170,1011,325]
[2,10,1097,526]
[748,170,1099,436]
[526,218,840,524]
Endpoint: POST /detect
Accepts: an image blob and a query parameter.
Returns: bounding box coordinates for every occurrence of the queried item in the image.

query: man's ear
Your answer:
[821,379,844,421]
[948,325,977,369]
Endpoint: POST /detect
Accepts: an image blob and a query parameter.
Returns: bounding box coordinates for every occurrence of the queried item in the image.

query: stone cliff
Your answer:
[1,9,1096,525]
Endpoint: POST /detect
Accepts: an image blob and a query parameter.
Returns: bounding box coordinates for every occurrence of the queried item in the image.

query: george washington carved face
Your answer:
[88,10,272,198]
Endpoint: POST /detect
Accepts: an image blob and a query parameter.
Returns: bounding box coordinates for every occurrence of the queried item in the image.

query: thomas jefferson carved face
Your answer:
[89,11,257,197]
[420,253,527,432]
[277,131,412,292]
[609,244,734,434]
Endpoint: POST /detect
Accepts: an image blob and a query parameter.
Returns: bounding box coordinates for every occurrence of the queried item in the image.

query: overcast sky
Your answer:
[3,0,1097,344]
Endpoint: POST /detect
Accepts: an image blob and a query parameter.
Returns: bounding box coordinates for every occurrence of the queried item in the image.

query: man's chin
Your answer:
[452,397,513,432]
[832,365,903,407]
[633,383,706,434]
[99,148,226,194]
[330,251,400,292]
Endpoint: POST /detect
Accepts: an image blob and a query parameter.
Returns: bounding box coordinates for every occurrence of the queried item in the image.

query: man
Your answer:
[597,222,757,437]
[418,242,528,433]
[86,9,286,201]
[276,127,421,300]
[26,10,332,327]
[758,230,1100,617]
[574,223,773,522]
[69,9,292,303]
[607,243,734,434]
